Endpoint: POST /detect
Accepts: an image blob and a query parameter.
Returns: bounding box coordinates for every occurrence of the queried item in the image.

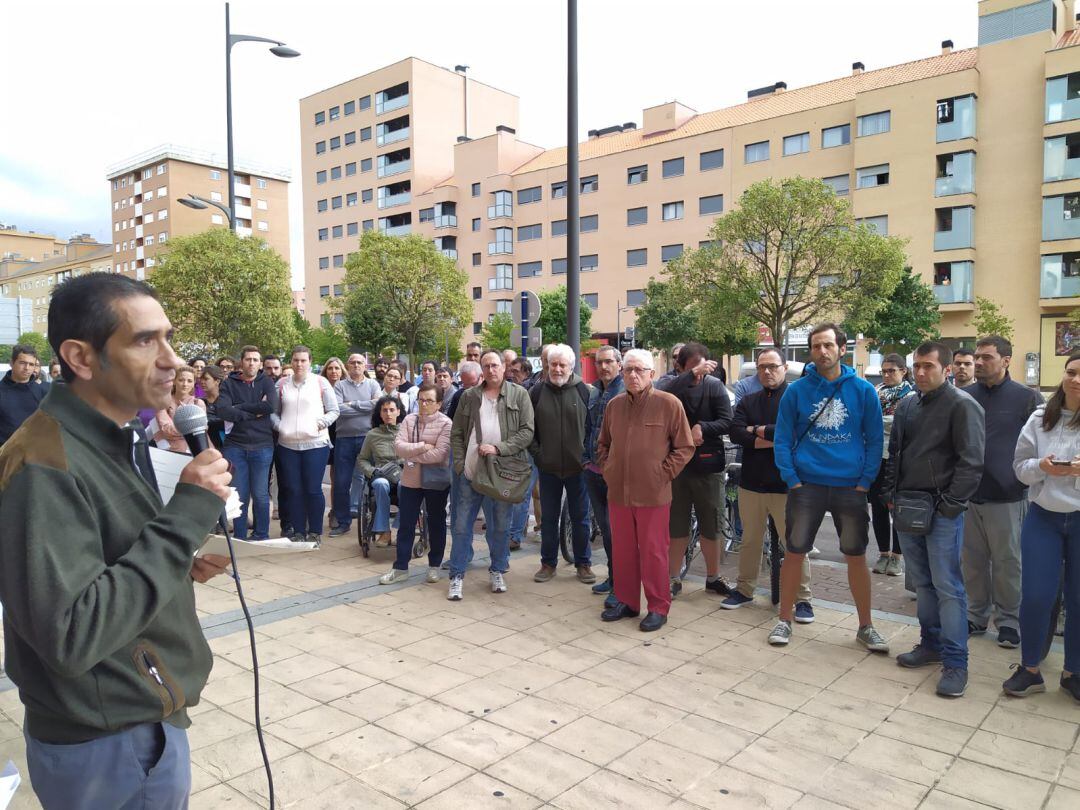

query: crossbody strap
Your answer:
[794,379,845,449]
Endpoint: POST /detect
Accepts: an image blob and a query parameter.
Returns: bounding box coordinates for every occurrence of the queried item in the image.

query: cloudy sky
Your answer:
[2,0,976,288]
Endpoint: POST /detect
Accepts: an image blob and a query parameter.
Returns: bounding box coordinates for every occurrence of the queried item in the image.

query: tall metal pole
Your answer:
[225,2,237,233]
[566,0,580,370]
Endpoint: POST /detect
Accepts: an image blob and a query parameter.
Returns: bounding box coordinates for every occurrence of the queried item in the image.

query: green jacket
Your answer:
[450,380,534,475]
[0,384,224,743]
[529,373,591,479]
[357,423,400,478]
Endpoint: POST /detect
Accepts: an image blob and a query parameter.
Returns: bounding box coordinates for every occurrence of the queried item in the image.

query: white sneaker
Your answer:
[808,546,821,559]
[447,576,464,601]
[379,568,408,585]
[490,571,507,593]
[426,567,440,583]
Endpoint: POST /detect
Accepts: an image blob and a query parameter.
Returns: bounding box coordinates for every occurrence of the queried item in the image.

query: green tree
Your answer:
[10,331,52,361]
[970,296,1015,342]
[339,231,472,367]
[151,228,297,357]
[535,285,592,346]
[634,280,699,352]
[292,311,350,366]
[860,266,941,352]
[667,177,907,346]
[480,312,514,352]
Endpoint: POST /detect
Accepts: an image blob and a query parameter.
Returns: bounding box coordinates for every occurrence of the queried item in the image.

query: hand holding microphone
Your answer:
[174,404,232,501]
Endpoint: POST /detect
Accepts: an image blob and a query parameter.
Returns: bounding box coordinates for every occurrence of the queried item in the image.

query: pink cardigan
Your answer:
[394,412,452,489]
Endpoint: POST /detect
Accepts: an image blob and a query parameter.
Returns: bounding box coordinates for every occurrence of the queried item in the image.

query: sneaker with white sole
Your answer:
[857,624,890,653]
[872,554,890,574]
[447,576,464,601]
[426,567,440,583]
[379,568,409,585]
[768,620,792,646]
[490,571,507,593]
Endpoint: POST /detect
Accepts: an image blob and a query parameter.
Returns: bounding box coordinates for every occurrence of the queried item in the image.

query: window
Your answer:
[490,227,513,254]
[347,222,359,236]
[662,158,684,178]
[320,285,330,297]
[552,181,567,199]
[346,162,357,177]
[783,132,810,156]
[626,289,645,307]
[159,209,167,220]
[142,168,153,180]
[518,261,542,278]
[257,221,268,232]
[209,169,221,180]
[627,248,647,267]
[210,191,222,202]
[359,95,371,111]
[332,224,343,238]
[318,228,329,241]
[330,136,341,150]
[937,151,976,195]
[333,254,344,268]
[316,170,327,184]
[472,252,481,267]
[627,165,648,184]
[700,149,724,171]
[361,189,373,203]
[488,190,512,219]
[583,293,599,310]
[552,258,567,275]
[472,218,480,231]
[495,300,513,316]
[937,95,977,142]
[857,215,888,235]
[581,175,598,194]
[344,100,355,116]
[363,219,373,231]
[473,286,482,300]
[661,244,684,262]
[518,223,542,241]
[490,264,513,291]
[699,194,724,216]
[332,195,343,209]
[315,111,325,125]
[856,164,890,188]
[518,186,541,204]
[346,192,358,206]
[419,207,435,223]
[823,174,850,195]
[333,284,343,296]
[552,219,567,237]
[627,206,648,226]
[662,201,684,221]
[360,127,371,142]
[316,140,326,155]
[473,322,483,335]
[145,213,154,224]
[471,182,481,197]
[744,141,770,163]
[319,257,329,269]
[361,157,372,172]
[857,110,891,137]
[157,187,166,198]
[211,214,223,225]
[581,214,598,232]
[821,124,851,149]
[581,254,598,272]
[257,178,267,189]
[344,131,356,146]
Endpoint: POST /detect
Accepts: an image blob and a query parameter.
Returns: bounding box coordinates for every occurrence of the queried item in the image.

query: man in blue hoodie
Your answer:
[0,345,47,446]
[770,323,890,652]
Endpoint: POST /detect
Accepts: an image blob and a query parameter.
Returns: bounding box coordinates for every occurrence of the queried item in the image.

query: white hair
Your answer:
[623,349,654,370]
[547,343,576,367]
[459,361,481,377]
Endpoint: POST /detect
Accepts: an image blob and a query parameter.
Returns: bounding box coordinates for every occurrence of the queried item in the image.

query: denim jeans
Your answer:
[785,483,869,556]
[1019,503,1080,671]
[898,512,968,669]
[332,434,366,528]
[371,477,392,533]
[584,468,612,584]
[449,472,512,578]
[25,722,190,810]
[539,470,592,568]
[394,485,450,571]
[509,460,539,541]
[223,443,274,539]
[278,445,331,536]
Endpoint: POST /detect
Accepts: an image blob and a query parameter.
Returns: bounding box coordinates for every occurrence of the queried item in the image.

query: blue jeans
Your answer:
[223,443,274,539]
[539,470,592,568]
[394,485,450,570]
[449,472,512,578]
[332,434,366,527]
[25,722,189,810]
[371,477,392,532]
[584,468,613,584]
[510,460,539,540]
[278,445,331,536]
[1020,503,1080,671]
[898,512,968,669]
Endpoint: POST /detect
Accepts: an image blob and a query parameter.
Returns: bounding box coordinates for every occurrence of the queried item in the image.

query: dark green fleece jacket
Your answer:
[0,384,224,743]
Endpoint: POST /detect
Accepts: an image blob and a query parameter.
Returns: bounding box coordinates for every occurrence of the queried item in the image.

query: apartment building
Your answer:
[0,227,67,263]
[106,145,291,280]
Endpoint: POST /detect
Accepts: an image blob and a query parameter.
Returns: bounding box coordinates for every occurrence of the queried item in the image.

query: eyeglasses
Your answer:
[882,368,901,374]
[347,360,364,365]
[624,366,651,376]
[418,397,437,405]
[756,364,782,372]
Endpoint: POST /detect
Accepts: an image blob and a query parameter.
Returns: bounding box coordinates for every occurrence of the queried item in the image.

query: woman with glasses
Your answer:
[322,357,346,529]
[380,382,452,584]
[216,356,235,374]
[380,366,413,414]
[870,354,915,576]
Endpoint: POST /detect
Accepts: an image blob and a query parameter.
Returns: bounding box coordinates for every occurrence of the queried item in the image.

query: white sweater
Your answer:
[1013,407,1080,513]
[273,374,339,451]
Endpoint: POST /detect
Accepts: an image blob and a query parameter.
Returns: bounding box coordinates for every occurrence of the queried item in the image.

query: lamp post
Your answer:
[223,1,298,232]
[177,193,234,228]
[615,299,635,350]
[566,0,580,370]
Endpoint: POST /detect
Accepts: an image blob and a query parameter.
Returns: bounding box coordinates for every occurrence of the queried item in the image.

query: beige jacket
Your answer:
[394,412,452,489]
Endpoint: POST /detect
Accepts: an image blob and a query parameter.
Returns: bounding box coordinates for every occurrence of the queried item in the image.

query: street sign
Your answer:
[510,290,541,326]
[510,325,543,351]
[623,326,635,341]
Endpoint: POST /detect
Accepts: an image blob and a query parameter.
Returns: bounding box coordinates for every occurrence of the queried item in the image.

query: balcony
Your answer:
[235,203,253,220]
[487,203,512,219]
[933,261,973,304]
[1043,195,1080,241]
[934,206,975,251]
[935,151,975,197]
[1045,135,1080,183]
[435,215,458,229]
[1041,253,1080,298]
[376,82,409,115]
[488,277,513,291]
[135,224,144,238]
[377,159,410,178]
[377,191,411,209]
[377,127,409,147]
[1046,74,1080,124]
[380,223,411,237]
[136,246,145,260]
[488,240,513,256]
[441,249,458,260]
[135,203,143,216]
[237,226,253,237]
[936,95,976,143]
[234,182,252,198]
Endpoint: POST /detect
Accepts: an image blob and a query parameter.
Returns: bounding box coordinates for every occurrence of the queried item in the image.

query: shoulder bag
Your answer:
[415,415,452,491]
[890,400,939,535]
[469,398,532,502]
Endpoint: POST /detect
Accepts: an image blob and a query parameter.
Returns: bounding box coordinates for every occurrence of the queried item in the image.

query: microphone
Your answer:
[173,403,211,456]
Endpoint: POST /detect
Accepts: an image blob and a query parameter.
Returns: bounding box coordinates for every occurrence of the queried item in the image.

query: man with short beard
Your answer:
[583,345,624,603]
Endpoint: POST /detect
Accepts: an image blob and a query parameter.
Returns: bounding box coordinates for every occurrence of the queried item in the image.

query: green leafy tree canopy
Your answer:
[535,285,592,347]
[292,310,351,366]
[861,266,941,352]
[9,331,52,362]
[970,296,1015,342]
[480,312,514,352]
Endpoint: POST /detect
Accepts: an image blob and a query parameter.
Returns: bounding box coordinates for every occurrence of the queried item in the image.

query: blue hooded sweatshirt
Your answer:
[773,363,883,490]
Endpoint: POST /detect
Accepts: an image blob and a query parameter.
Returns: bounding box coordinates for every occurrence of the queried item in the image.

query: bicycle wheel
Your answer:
[768,517,783,605]
[358,494,371,558]
[413,503,430,559]
[679,509,701,579]
[559,497,574,563]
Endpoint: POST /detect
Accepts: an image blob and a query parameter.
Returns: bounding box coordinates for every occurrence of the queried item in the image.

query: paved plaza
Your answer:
[1,528,1079,809]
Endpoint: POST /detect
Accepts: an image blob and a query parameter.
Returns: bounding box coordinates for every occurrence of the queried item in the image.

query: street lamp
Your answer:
[615,299,636,350]
[178,193,234,228]
[223,1,299,232]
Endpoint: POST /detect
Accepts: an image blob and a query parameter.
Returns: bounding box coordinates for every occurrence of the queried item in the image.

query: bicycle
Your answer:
[558,493,601,564]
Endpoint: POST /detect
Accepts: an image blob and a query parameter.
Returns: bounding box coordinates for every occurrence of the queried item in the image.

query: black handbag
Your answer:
[890,402,940,535]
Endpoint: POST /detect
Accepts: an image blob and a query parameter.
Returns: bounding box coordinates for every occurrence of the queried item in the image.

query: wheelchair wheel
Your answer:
[358,492,371,558]
[413,503,431,559]
[678,508,701,580]
[559,497,574,564]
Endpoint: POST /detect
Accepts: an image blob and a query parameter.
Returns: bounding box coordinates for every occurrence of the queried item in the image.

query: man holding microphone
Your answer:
[0,274,232,809]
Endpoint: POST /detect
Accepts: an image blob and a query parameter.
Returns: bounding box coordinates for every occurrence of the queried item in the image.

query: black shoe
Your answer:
[670,579,682,599]
[601,602,640,622]
[639,612,667,632]
[1002,664,1045,697]
[281,525,294,538]
[997,627,1020,649]
[896,645,943,669]
[968,621,987,636]
[1061,673,1080,703]
[704,578,731,596]
[328,526,351,537]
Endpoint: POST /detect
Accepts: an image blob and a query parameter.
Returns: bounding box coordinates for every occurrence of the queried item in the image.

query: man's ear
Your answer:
[59,339,96,382]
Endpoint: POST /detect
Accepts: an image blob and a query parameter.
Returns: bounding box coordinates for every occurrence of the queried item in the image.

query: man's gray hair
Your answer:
[595,345,622,363]
[459,361,481,377]
[623,349,655,370]
[547,343,576,367]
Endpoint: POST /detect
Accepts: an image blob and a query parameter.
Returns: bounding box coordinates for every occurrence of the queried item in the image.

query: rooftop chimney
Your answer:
[941,39,953,55]
[456,136,471,143]
[747,81,787,100]
[852,61,865,75]
[495,125,516,134]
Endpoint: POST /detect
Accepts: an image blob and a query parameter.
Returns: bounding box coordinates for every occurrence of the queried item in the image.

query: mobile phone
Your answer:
[1051,459,1074,466]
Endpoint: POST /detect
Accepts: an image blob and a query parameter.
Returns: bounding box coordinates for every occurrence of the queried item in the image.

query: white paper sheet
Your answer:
[197,535,317,558]
[0,760,21,810]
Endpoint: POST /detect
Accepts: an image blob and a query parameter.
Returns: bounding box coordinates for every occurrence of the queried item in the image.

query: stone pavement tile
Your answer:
[843,733,954,787]
[207,629,272,655]
[190,761,220,794]
[204,657,248,683]
[388,661,476,698]
[678,764,803,809]
[996,688,1080,725]
[220,638,304,669]
[829,671,916,707]
[912,670,1002,705]
[416,771,543,810]
[434,679,528,717]
[354,747,474,805]
[899,691,994,728]
[330,682,425,722]
[428,718,532,770]
[728,737,839,792]
[681,613,766,642]
[633,672,721,713]
[275,623,357,653]
[292,603,373,633]
[960,729,1066,781]
[263,704,366,749]
[592,693,687,738]
[187,707,254,751]
[446,620,516,645]
[411,609,478,634]
[543,716,644,767]
[551,767,683,810]
[307,723,416,774]
[189,783,262,808]
[654,713,756,764]
[797,691,890,736]
[875,709,975,756]
[731,671,822,710]
[530,617,601,647]
[766,712,867,759]
[608,738,719,797]
[310,635,392,667]
[289,665,378,703]
[441,646,520,677]
[484,695,582,739]
[227,751,350,808]
[577,657,663,692]
[497,660,572,694]
[788,795,855,809]
[374,698,473,744]
[485,606,554,632]
[258,652,339,686]
[530,644,610,675]
[346,648,431,681]
[397,633,478,663]
[671,660,755,691]
[485,741,597,801]
[849,651,936,687]
[789,638,870,671]
[652,626,730,656]
[806,761,926,809]
[272,776,408,809]
[616,640,698,672]
[493,631,558,659]
[697,690,791,735]
[189,730,296,782]
[536,674,625,712]
[917,792,994,810]
[761,651,851,689]
[361,621,435,650]
[221,683,321,726]
[701,639,793,672]
[935,758,1051,810]
[1056,751,1080,790]
[1046,784,1080,810]
[567,629,641,657]
[980,703,1079,749]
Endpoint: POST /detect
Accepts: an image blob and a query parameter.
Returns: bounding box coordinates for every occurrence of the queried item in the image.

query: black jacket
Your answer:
[965,373,1043,503]
[729,382,787,493]
[216,371,279,448]
[0,371,46,445]
[655,370,732,473]
[883,383,985,518]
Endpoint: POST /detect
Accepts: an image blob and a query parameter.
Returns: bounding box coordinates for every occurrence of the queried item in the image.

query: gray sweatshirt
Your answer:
[1013,407,1080,513]
[335,376,382,437]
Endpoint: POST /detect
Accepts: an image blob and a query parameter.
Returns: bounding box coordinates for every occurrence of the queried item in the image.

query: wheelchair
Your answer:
[357,475,430,560]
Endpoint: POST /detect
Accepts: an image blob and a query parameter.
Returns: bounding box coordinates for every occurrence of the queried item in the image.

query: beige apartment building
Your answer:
[304,1,1080,387]
[106,145,291,280]
[0,227,67,264]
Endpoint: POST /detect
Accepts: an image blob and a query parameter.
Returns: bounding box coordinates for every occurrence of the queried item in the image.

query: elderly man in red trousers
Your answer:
[596,349,695,631]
